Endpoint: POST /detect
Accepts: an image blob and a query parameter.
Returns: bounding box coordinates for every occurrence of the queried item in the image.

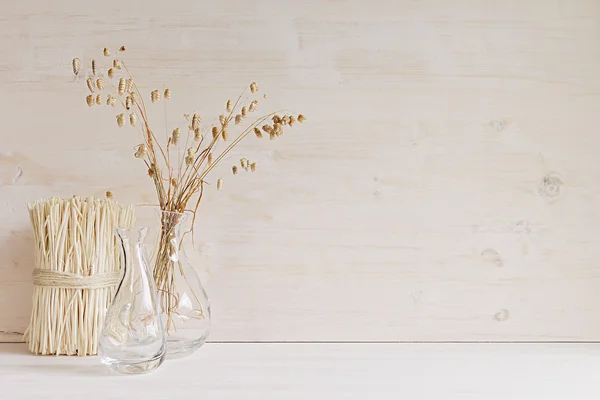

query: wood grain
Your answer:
[2,343,600,399]
[1,0,600,341]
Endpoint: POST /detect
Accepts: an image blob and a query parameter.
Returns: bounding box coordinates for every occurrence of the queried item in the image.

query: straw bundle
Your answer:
[24,196,135,355]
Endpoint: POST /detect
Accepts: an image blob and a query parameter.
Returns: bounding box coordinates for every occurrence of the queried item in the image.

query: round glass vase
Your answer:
[152,210,211,357]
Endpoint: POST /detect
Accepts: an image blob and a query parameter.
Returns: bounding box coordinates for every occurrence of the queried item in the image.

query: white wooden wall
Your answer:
[1,0,600,342]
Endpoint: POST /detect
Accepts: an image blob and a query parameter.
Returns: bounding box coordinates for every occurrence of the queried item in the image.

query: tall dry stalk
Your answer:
[73,47,305,330]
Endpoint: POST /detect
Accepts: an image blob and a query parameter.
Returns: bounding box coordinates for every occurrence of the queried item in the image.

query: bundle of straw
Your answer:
[24,196,135,356]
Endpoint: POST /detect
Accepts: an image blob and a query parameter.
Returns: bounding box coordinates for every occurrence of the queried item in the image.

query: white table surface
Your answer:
[1,343,599,399]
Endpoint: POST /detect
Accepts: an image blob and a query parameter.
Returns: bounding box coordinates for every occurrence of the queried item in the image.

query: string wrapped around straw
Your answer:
[24,196,135,356]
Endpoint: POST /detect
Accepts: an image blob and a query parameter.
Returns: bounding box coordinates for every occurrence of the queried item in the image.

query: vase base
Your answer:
[101,351,166,374]
[166,337,208,358]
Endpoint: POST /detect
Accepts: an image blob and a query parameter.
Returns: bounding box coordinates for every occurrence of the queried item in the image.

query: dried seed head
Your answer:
[226,100,232,112]
[212,126,219,139]
[192,114,201,130]
[106,191,113,199]
[72,58,81,76]
[262,124,273,134]
[272,115,281,124]
[91,59,97,76]
[86,94,94,107]
[289,115,296,126]
[217,178,224,191]
[249,100,258,112]
[187,148,195,157]
[113,59,121,69]
[232,165,238,175]
[254,127,263,138]
[116,113,125,127]
[95,94,102,105]
[240,158,248,169]
[274,123,283,136]
[250,162,257,172]
[118,78,126,95]
[151,90,160,103]
[125,96,133,110]
[250,81,258,93]
[172,128,180,145]
[241,106,248,117]
[148,165,155,177]
[219,114,226,126]
[125,79,134,92]
[171,178,178,187]
[194,128,202,141]
[129,91,136,101]
[208,153,214,165]
[96,77,105,91]
[103,47,110,57]
[235,114,242,125]
[269,131,276,140]
[222,128,229,141]
[134,144,146,158]
[106,95,117,107]
[282,115,290,126]
[185,155,194,165]
[129,113,136,126]
[119,45,126,52]
[107,68,115,79]
[263,93,268,99]
[86,78,95,93]
[164,88,171,99]
[298,114,306,123]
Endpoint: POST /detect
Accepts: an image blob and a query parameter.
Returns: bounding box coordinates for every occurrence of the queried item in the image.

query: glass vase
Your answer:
[153,210,211,357]
[98,227,166,374]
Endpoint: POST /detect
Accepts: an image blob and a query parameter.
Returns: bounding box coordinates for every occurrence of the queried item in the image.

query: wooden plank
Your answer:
[2,343,600,399]
[1,0,600,341]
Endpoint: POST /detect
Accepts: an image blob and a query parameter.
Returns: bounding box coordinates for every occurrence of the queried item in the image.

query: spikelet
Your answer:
[164,88,171,99]
[219,114,226,126]
[217,178,224,190]
[241,106,248,117]
[107,68,115,79]
[289,116,296,126]
[269,131,276,140]
[263,93,268,99]
[135,145,147,159]
[118,78,126,95]
[212,126,219,139]
[281,116,290,126]
[274,123,283,136]
[125,96,133,110]
[129,113,136,126]
[106,95,117,107]
[183,114,190,121]
[222,128,229,141]
[250,162,257,172]
[72,58,81,76]
[103,47,110,57]
[192,114,201,130]
[91,59,97,76]
[171,128,180,145]
[129,91,136,101]
[95,94,102,105]
[96,77,105,91]
[262,124,273,134]
[151,90,160,103]
[125,79,134,92]
[232,166,238,175]
[194,128,202,141]
[249,100,258,112]
[272,115,281,124]
[171,178,178,187]
[250,82,258,93]
[119,45,126,52]
[148,165,155,177]
[235,114,242,125]
[226,100,232,112]
[240,158,249,170]
[298,114,306,123]
[253,127,263,139]
[185,155,194,165]
[208,153,214,165]
[106,190,113,199]
[86,95,94,107]
[113,59,121,69]
[86,78,95,93]
[116,113,125,127]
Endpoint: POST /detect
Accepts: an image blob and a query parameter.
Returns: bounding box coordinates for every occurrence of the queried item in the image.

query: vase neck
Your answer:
[116,227,149,281]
